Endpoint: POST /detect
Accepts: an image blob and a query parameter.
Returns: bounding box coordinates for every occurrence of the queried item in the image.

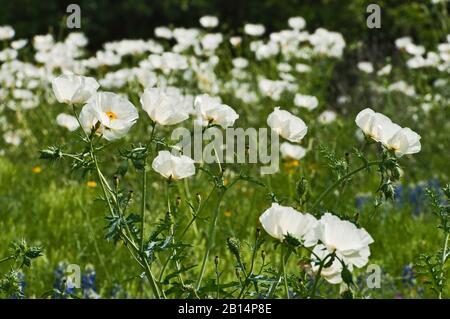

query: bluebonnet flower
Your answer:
[53,262,74,298]
[394,184,404,206]
[409,183,426,215]
[401,264,415,287]
[81,264,100,299]
[355,193,371,209]
[111,283,129,299]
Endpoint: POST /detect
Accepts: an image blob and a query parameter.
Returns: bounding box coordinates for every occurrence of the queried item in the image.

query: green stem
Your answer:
[196,190,225,291]
[310,252,335,299]
[88,139,162,299]
[237,230,260,299]
[282,247,290,299]
[439,233,449,299]
[140,159,147,252]
[267,247,292,298]
[0,255,14,264]
[310,161,382,211]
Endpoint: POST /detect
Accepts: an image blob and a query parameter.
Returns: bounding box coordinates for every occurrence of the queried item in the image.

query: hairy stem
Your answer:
[196,190,225,291]
[439,232,449,299]
[310,161,382,211]
[267,247,292,298]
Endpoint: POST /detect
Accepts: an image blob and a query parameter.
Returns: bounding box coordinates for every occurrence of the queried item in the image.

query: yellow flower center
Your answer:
[86,181,97,188]
[389,145,399,151]
[32,166,42,174]
[106,111,118,121]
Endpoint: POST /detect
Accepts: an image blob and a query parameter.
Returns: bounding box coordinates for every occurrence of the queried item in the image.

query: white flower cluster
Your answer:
[260,203,374,285]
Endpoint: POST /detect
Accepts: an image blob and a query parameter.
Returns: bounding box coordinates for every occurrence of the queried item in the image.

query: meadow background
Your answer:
[0,0,449,298]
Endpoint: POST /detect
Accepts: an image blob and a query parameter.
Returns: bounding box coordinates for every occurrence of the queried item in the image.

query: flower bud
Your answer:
[165,211,173,226]
[296,177,309,200]
[227,237,241,261]
[381,180,395,200]
[214,255,219,267]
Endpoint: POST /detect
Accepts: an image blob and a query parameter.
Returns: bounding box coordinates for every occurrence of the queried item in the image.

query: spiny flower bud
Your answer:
[345,152,351,164]
[39,146,63,161]
[227,237,241,261]
[196,193,202,204]
[296,177,309,200]
[165,211,173,226]
[390,165,401,181]
[256,227,261,239]
[261,250,266,262]
[214,255,219,267]
[176,196,181,207]
[381,180,395,200]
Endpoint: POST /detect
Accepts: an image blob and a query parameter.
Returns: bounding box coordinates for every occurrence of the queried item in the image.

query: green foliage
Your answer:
[415,185,449,298]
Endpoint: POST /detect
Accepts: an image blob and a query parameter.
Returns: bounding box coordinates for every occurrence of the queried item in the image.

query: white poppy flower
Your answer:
[194,94,239,128]
[395,36,412,50]
[56,113,80,131]
[357,61,374,73]
[229,36,242,47]
[244,24,265,36]
[405,43,425,56]
[318,110,337,124]
[311,244,353,284]
[0,48,17,61]
[377,64,392,76]
[280,142,307,160]
[33,34,54,51]
[140,88,190,126]
[232,57,249,69]
[356,108,421,157]
[0,26,15,40]
[3,131,21,146]
[52,74,99,105]
[355,108,393,142]
[294,94,318,110]
[295,63,311,73]
[383,127,421,157]
[314,213,374,269]
[152,150,195,180]
[79,103,100,133]
[267,107,308,143]
[11,39,27,50]
[199,16,219,28]
[259,203,318,246]
[388,81,416,96]
[288,17,306,30]
[155,27,173,39]
[80,92,138,141]
[201,33,223,52]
